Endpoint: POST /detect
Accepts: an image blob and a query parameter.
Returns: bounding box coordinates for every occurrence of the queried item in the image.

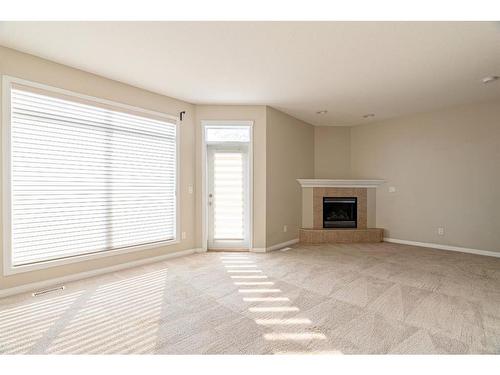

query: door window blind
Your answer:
[213,151,245,240]
[9,84,177,267]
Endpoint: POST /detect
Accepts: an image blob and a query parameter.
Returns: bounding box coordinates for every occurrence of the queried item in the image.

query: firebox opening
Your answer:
[323,197,357,229]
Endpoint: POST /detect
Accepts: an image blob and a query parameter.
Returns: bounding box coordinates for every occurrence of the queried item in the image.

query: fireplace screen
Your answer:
[323,197,357,228]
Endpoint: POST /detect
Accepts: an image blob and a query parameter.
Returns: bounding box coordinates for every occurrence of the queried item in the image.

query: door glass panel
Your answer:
[213,151,245,240]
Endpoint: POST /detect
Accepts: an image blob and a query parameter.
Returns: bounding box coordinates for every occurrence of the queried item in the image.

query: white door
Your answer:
[207,145,249,249]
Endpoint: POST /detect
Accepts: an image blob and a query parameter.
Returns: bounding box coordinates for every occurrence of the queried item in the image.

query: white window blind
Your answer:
[213,151,245,240]
[9,84,177,267]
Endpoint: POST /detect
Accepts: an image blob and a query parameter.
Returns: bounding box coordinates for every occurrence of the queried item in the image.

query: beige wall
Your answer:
[266,107,314,247]
[350,99,500,253]
[194,105,267,249]
[0,46,197,290]
[314,126,351,178]
[2,44,499,295]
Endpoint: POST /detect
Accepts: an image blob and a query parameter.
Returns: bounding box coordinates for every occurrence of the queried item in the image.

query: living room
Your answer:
[0,1,499,372]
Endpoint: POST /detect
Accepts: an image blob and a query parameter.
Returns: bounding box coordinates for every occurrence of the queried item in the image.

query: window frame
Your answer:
[2,75,181,276]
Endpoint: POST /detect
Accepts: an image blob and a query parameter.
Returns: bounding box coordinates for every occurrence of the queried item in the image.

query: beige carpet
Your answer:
[1,242,499,354]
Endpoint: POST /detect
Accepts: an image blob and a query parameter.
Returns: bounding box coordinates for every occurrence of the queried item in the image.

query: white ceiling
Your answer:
[1,21,499,126]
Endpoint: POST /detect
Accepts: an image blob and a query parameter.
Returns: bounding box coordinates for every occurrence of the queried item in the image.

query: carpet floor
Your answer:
[1,242,499,354]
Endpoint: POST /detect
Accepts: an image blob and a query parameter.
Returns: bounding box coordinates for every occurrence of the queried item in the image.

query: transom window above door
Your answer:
[205,126,250,143]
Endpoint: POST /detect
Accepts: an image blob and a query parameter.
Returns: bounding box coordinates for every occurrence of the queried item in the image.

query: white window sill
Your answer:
[4,238,180,276]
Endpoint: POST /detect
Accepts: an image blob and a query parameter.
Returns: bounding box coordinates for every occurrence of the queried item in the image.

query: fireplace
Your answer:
[323,197,357,228]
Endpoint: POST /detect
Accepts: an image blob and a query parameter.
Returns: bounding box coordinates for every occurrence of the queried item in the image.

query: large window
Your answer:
[3,77,178,272]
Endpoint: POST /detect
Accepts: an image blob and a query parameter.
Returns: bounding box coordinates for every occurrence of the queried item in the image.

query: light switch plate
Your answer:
[389,186,396,193]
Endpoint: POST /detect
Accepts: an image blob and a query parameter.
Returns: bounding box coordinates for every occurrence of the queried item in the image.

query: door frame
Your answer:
[201,120,253,251]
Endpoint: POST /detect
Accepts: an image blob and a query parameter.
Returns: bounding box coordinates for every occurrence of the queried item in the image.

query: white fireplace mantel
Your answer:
[297,179,385,188]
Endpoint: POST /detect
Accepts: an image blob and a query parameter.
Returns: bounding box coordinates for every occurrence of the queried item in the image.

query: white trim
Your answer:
[2,76,13,277]
[201,120,255,127]
[0,248,197,299]
[2,75,182,275]
[384,238,500,258]
[201,123,208,251]
[266,238,300,252]
[201,120,254,251]
[175,116,182,260]
[248,128,254,251]
[4,239,181,276]
[297,179,385,188]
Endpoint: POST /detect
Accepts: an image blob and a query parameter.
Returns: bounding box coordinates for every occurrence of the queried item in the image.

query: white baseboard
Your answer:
[265,238,300,252]
[0,248,197,299]
[384,238,500,258]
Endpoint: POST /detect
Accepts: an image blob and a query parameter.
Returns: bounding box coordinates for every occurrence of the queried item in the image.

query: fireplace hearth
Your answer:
[323,197,357,228]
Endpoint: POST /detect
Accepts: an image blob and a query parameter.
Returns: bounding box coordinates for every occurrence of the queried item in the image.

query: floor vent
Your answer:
[32,286,65,297]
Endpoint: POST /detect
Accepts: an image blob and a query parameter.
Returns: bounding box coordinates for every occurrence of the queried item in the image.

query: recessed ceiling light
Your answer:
[482,76,499,84]
[316,110,328,115]
[362,113,375,119]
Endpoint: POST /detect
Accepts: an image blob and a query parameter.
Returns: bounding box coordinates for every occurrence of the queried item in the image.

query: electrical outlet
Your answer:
[188,184,193,194]
[283,225,288,233]
[437,227,444,236]
[181,231,187,240]
[389,186,396,193]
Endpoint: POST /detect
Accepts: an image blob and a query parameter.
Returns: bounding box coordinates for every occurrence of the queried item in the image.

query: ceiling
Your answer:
[0,21,499,126]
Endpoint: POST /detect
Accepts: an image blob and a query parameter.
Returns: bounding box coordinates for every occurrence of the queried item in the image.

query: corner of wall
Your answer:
[313,125,352,178]
[265,108,314,248]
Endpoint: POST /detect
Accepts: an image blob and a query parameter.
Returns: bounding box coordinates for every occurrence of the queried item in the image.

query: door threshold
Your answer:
[208,248,250,252]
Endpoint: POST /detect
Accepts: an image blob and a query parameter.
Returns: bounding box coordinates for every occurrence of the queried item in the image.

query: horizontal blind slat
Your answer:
[12,120,176,150]
[14,226,174,251]
[15,236,175,265]
[12,89,176,131]
[12,91,176,138]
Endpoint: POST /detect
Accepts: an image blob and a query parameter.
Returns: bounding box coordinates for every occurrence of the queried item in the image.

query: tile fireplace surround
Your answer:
[314,187,367,229]
[297,179,385,244]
